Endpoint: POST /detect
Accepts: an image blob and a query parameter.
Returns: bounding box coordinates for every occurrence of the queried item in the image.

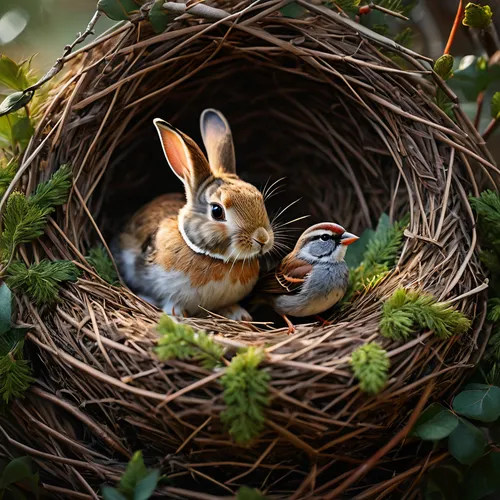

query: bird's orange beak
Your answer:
[341,232,359,246]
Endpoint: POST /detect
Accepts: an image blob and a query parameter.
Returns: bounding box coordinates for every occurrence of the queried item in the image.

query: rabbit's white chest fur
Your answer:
[121,249,257,316]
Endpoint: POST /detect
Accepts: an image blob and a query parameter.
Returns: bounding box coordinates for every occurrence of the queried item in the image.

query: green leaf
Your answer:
[0,115,33,152]
[134,470,160,500]
[0,283,12,335]
[0,56,29,92]
[102,487,127,500]
[97,0,142,20]
[0,343,34,403]
[448,419,487,465]
[0,457,39,497]
[10,116,33,150]
[411,403,459,441]
[0,92,34,118]
[451,56,500,101]
[119,451,149,496]
[452,386,500,422]
[422,465,463,500]
[463,452,500,500]
[280,2,305,18]
[0,328,29,357]
[434,55,454,80]
[148,0,173,33]
[236,486,269,500]
[492,92,500,120]
[344,228,375,268]
[463,3,493,29]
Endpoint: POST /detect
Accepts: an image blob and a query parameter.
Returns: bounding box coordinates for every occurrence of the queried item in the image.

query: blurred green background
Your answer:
[0,0,114,72]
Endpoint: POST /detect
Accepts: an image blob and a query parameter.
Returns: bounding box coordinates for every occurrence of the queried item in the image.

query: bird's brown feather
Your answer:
[256,255,312,295]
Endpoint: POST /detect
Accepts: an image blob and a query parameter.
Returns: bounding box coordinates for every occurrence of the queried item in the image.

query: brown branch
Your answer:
[483,117,500,141]
[324,381,435,499]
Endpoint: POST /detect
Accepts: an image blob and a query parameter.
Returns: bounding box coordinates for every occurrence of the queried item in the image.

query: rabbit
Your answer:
[115,109,275,321]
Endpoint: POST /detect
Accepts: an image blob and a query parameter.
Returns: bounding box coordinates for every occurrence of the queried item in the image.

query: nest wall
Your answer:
[1,1,497,498]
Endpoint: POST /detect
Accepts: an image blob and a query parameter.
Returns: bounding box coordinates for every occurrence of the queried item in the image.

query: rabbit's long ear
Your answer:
[200,109,236,175]
[154,118,211,192]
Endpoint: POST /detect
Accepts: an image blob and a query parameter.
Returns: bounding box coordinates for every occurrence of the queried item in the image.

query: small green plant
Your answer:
[463,3,493,30]
[344,213,408,301]
[221,347,270,444]
[0,164,72,265]
[350,342,390,394]
[412,383,500,470]
[102,451,160,500]
[0,160,16,199]
[380,288,471,341]
[155,315,224,370]
[0,456,40,499]
[6,260,80,305]
[0,284,32,404]
[434,54,454,80]
[86,245,120,285]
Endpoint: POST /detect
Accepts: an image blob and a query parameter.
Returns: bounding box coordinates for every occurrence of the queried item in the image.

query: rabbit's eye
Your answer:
[210,203,225,221]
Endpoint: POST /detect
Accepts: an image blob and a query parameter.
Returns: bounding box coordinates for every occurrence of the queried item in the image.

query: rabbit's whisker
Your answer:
[271,198,302,225]
[263,177,286,201]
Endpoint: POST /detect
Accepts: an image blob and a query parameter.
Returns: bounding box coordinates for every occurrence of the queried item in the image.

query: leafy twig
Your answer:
[25,11,102,94]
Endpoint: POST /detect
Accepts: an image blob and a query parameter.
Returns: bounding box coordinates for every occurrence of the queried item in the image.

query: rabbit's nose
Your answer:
[253,228,270,246]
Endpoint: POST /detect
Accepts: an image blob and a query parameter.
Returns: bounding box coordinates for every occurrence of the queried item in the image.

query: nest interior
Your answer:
[1,1,497,498]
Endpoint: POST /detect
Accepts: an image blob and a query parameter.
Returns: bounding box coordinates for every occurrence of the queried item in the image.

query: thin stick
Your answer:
[324,381,435,499]
[444,0,464,55]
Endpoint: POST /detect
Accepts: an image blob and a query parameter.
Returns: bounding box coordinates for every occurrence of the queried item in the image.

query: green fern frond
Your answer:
[345,215,408,301]
[86,246,119,285]
[488,299,500,323]
[350,342,390,394]
[29,164,72,210]
[470,190,500,228]
[394,27,413,48]
[363,217,408,270]
[155,315,224,369]
[6,260,80,305]
[0,192,52,260]
[0,160,16,199]
[380,288,471,341]
[0,342,33,403]
[221,347,270,444]
[487,326,500,361]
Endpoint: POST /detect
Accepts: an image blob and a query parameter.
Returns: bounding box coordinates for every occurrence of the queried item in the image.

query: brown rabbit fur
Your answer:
[115,109,274,320]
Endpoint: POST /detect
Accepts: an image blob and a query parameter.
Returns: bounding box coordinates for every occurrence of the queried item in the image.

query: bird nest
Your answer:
[0,1,497,498]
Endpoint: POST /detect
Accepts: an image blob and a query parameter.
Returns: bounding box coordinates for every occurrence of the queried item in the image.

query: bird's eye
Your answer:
[320,234,330,241]
[211,203,225,221]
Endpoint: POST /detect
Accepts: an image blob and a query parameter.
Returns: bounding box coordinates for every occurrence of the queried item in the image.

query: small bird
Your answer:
[254,222,359,334]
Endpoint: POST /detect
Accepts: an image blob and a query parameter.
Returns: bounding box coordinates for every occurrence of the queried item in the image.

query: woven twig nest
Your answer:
[1,1,497,498]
